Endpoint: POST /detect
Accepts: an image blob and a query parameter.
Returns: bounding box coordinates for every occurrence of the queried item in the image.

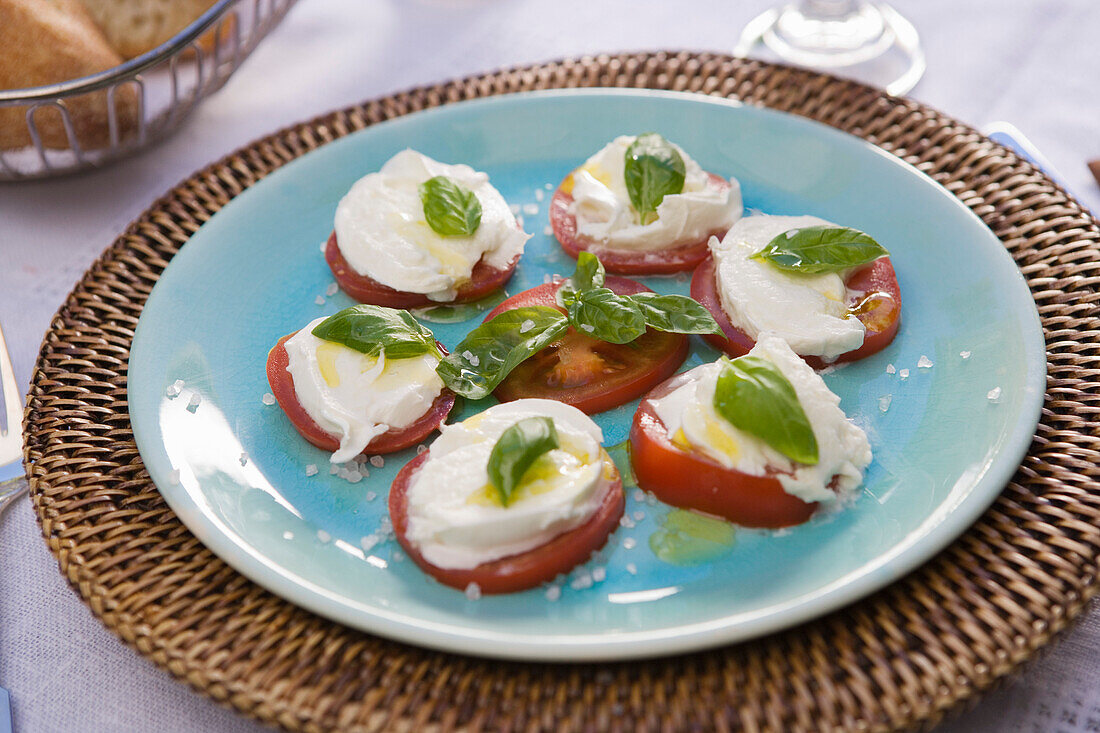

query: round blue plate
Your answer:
[129,89,1045,661]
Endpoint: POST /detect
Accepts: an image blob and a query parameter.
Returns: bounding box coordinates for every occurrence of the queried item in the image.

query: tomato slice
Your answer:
[629,374,817,528]
[485,276,689,414]
[325,232,519,308]
[550,173,733,275]
[266,333,455,455]
[389,451,624,593]
[690,254,901,369]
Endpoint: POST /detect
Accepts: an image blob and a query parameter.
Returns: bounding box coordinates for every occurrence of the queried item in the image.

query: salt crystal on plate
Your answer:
[545,585,562,601]
[417,444,428,455]
[592,566,606,583]
[361,534,379,552]
[542,225,553,236]
[886,364,896,375]
[534,189,545,202]
[325,282,339,297]
[987,387,1002,401]
[305,463,319,476]
[917,355,934,369]
[239,452,248,466]
[625,563,637,575]
[186,393,201,412]
[899,369,910,380]
[632,489,645,502]
[622,537,637,550]
[961,350,972,359]
[365,491,377,502]
[523,203,539,216]
[544,183,553,190]
[314,295,325,306]
[465,582,482,600]
[262,392,276,405]
[283,531,294,540]
[632,510,645,522]
[879,394,892,413]
[370,455,384,468]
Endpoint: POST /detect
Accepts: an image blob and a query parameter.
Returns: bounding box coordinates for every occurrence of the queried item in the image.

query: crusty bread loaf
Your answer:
[80,0,219,60]
[0,0,137,150]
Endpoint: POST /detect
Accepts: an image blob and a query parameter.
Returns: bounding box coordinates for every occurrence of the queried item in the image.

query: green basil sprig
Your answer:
[567,287,646,344]
[435,253,721,398]
[712,356,819,465]
[487,416,560,506]
[751,225,887,274]
[311,305,440,360]
[624,133,686,224]
[419,175,482,237]
[436,306,569,399]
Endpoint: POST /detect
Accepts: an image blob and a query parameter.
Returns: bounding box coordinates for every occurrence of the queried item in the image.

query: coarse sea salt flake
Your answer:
[370,455,384,468]
[545,585,562,601]
[622,537,637,550]
[886,364,896,375]
[325,282,339,297]
[535,189,545,202]
[918,355,934,369]
[987,387,1002,401]
[523,203,539,216]
[187,393,202,411]
[361,534,379,552]
[365,491,377,502]
[544,183,553,190]
[592,566,607,583]
[542,225,553,236]
[305,463,319,476]
[465,582,482,600]
[283,531,294,540]
[879,394,892,413]
[239,452,248,466]
[315,295,326,306]
[625,563,638,575]
[620,516,635,529]
[632,489,645,502]
[262,392,276,405]
[899,369,910,380]
[632,510,645,522]
[417,444,428,455]
[961,350,972,359]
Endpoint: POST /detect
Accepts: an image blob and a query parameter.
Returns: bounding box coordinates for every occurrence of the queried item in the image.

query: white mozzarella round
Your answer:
[649,334,871,504]
[404,399,610,570]
[568,135,742,253]
[711,214,867,361]
[334,150,529,302]
[284,317,444,463]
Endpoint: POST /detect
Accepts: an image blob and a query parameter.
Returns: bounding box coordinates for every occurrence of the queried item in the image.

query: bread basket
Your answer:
[0,0,296,181]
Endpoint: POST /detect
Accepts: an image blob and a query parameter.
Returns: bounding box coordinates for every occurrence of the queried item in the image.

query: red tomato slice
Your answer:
[485,276,689,414]
[266,333,455,455]
[389,451,624,593]
[325,232,519,308]
[550,173,733,275]
[629,374,817,528]
[690,254,901,369]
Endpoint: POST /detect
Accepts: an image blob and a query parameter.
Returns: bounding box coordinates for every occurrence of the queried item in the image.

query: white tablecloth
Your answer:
[2,1,1098,730]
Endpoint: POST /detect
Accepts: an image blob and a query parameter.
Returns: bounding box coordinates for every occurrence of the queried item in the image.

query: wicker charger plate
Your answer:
[24,52,1100,732]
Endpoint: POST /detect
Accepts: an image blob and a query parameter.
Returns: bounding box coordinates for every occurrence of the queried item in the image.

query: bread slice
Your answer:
[0,0,137,150]
[80,0,220,60]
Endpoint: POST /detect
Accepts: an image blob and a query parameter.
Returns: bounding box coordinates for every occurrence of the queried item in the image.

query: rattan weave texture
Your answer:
[24,52,1100,732]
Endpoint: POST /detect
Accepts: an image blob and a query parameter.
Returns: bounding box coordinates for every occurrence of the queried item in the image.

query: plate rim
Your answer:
[128,86,1048,661]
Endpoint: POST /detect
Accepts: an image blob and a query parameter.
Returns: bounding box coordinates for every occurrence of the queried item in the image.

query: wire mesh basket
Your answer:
[0,0,297,181]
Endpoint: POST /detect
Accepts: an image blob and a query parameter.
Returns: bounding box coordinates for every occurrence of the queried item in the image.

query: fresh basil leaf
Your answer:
[436,306,569,399]
[567,287,646,344]
[556,251,605,308]
[623,133,686,222]
[311,305,439,360]
[628,292,723,335]
[487,416,560,506]
[750,225,887,274]
[713,356,819,465]
[418,175,482,237]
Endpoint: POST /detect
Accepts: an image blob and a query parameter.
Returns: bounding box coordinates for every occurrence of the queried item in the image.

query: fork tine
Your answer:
[0,322,21,444]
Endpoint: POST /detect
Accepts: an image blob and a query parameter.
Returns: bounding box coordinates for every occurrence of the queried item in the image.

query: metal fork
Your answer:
[0,320,26,516]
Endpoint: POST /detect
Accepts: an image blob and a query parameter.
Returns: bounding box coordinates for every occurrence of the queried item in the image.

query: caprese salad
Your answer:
[629,333,872,528]
[389,399,624,593]
[550,133,742,274]
[267,305,455,462]
[435,252,723,413]
[692,214,901,368]
[325,150,529,307]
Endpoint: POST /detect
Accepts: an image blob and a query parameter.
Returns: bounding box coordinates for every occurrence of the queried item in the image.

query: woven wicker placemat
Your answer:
[24,52,1100,732]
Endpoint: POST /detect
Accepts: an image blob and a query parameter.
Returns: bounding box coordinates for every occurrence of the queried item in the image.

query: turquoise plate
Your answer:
[129,89,1045,661]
